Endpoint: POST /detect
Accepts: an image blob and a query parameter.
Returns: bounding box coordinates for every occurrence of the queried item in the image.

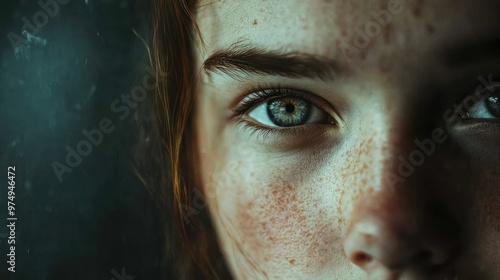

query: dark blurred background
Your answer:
[0,0,165,279]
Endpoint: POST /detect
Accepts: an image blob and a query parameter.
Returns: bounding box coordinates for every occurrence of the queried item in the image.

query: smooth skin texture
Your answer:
[192,0,500,279]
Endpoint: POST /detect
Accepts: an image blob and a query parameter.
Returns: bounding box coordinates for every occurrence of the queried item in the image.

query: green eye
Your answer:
[485,95,500,118]
[267,97,312,127]
[460,84,500,119]
[248,96,331,128]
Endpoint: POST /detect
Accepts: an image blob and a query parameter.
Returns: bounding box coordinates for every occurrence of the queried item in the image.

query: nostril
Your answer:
[352,252,373,266]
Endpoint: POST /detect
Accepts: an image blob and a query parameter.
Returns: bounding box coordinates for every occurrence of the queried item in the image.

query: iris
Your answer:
[266,97,311,127]
[485,94,499,118]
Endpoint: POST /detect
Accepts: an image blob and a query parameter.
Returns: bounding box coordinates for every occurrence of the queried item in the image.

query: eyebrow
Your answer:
[202,43,339,81]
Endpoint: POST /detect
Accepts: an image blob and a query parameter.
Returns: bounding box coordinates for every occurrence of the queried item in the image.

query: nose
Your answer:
[343,187,460,278]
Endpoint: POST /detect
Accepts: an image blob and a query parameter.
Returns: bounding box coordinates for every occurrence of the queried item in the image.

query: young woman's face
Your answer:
[193,1,500,279]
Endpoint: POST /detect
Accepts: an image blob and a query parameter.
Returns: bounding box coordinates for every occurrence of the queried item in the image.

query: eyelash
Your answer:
[452,80,499,120]
[233,118,310,140]
[231,84,323,115]
[230,84,330,139]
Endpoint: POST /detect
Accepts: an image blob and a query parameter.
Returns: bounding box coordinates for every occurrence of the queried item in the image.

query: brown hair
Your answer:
[138,0,231,279]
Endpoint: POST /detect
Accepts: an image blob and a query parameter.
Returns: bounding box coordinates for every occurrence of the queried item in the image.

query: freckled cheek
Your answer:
[469,169,500,262]
[233,179,344,273]
[204,144,360,274]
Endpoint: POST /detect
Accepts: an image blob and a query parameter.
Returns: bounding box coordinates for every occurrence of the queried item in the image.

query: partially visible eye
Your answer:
[460,84,500,120]
[247,96,332,128]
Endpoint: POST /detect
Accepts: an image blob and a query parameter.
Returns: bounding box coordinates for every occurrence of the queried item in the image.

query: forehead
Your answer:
[195,0,500,66]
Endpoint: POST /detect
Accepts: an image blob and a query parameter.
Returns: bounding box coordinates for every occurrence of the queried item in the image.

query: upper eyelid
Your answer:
[246,89,322,110]
[231,87,338,119]
[456,83,499,109]
[440,72,499,102]
[445,83,500,124]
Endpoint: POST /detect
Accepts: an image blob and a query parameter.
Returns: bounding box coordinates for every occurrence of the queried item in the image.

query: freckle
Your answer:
[411,0,425,17]
[252,19,257,25]
[289,259,296,265]
[426,23,435,34]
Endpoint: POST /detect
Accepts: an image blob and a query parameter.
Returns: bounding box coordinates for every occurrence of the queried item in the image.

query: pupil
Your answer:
[285,104,295,113]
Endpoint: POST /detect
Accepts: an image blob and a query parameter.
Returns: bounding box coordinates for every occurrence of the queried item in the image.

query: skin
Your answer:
[192,0,500,279]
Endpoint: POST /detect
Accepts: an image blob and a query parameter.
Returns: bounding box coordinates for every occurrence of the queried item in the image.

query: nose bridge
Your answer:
[357,104,416,194]
[342,102,459,277]
[360,96,433,199]
[347,127,425,256]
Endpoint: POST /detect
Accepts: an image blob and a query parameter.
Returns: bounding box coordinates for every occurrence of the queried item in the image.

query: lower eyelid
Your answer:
[234,118,307,140]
